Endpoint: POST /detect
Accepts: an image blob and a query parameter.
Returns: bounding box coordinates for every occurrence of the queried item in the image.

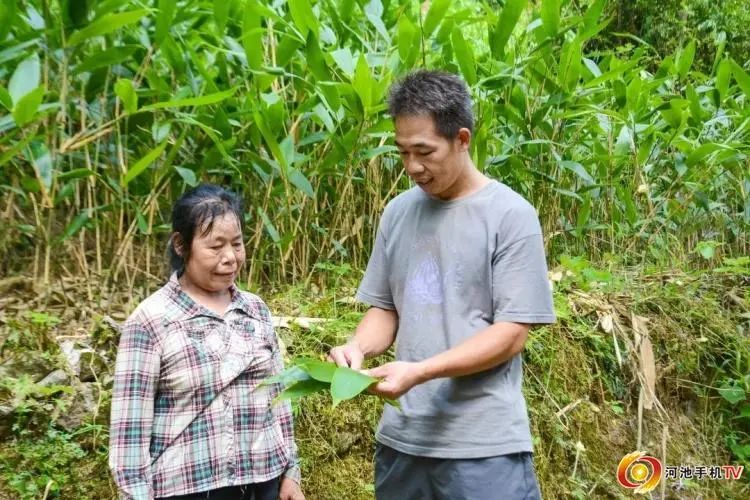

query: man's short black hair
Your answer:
[387,70,474,139]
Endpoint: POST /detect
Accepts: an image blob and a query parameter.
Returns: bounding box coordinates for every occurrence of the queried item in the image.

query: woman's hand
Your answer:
[279,476,305,500]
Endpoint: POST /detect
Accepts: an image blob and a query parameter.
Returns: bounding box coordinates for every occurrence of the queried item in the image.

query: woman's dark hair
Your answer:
[168,184,244,275]
[387,70,474,139]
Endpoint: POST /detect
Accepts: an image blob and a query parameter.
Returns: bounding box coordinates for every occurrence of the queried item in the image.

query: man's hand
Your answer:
[363,361,428,399]
[328,340,365,370]
[279,476,304,500]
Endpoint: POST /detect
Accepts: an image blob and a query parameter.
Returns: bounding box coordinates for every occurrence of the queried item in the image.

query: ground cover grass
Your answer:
[0,259,747,499]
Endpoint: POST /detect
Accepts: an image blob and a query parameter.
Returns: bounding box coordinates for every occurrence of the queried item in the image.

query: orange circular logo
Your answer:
[617,451,663,494]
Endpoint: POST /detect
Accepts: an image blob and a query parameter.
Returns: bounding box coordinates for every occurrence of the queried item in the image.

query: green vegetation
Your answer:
[268,357,398,408]
[1,261,748,498]
[1,0,748,283]
[0,0,748,498]
[608,0,750,72]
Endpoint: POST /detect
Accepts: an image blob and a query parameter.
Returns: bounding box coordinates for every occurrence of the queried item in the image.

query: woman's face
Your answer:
[180,213,245,293]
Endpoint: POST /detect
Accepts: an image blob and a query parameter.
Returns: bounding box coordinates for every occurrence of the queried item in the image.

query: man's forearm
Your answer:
[351,307,398,358]
[417,322,530,381]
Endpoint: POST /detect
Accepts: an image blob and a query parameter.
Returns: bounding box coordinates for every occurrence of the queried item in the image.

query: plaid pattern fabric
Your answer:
[109,274,300,499]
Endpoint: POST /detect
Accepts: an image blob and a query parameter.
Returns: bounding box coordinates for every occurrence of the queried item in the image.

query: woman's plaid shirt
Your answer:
[109,274,300,499]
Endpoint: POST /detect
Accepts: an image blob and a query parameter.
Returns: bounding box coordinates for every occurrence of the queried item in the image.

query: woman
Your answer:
[109,184,304,500]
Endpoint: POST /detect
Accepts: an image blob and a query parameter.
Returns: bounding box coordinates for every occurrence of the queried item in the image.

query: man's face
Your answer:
[394,115,469,200]
[181,213,245,293]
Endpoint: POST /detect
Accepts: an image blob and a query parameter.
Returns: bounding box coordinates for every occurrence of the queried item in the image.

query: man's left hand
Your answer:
[363,361,428,399]
[279,476,304,500]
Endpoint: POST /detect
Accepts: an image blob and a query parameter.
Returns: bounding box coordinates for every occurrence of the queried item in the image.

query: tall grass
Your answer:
[0,0,748,285]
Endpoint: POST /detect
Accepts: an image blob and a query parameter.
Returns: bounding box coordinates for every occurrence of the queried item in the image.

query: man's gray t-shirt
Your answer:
[356,180,556,459]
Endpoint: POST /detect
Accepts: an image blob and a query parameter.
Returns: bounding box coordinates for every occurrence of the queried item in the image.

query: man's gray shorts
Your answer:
[375,444,542,500]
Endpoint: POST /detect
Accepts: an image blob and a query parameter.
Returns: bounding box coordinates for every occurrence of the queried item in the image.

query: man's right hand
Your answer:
[328,340,365,370]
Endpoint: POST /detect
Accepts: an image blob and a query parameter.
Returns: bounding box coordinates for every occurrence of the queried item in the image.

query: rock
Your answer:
[37,369,70,387]
[0,276,34,295]
[333,431,360,455]
[55,383,99,431]
[59,340,81,373]
[59,339,111,382]
[0,352,55,383]
[79,349,110,382]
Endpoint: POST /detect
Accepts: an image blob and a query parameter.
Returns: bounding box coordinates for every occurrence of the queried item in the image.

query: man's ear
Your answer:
[171,233,184,256]
[456,127,471,151]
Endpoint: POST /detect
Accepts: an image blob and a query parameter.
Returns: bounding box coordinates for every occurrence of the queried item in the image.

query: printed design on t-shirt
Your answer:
[403,235,465,308]
[404,251,444,305]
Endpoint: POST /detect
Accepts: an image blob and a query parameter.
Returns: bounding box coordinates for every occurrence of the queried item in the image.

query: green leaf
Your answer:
[0,0,17,41]
[360,145,398,160]
[614,125,633,156]
[677,40,696,78]
[155,0,177,44]
[0,133,33,168]
[0,86,11,111]
[695,240,720,260]
[214,0,231,34]
[584,59,640,88]
[136,209,149,235]
[313,103,335,133]
[353,53,372,110]
[718,383,746,405]
[58,168,95,181]
[141,87,237,111]
[257,207,281,243]
[174,166,198,186]
[451,27,476,85]
[74,45,138,74]
[541,0,560,37]
[63,0,89,27]
[123,139,169,185]
[305,32,330,81]
[253,109,286,170]
[152,121,172,142]
[279,135,294,167]
[61,210,90,240]
[730,60,750,99]
[364,0,389,42]
[397,14,418,65]
[582,0,605,33]
[67,9,149,46]
[25,142,54,192]
[243,3,263,71]
[558,36,582,91]
[659,99,686,129]
[686,84,704,121]
[9,53,40,104]
[331,47,355,78]
[686,142,725,167]
[422,0,450,38]
[330,366,376,407]
[288,167,314,198]
[298,359,337,382]
[288,0,318,38]
[490,0,527,59]
[575,195,591,236]
[625,74,642,113]
[263,365,311,388]
[12,86,44,126]
[114,79,137,114]
[716,59,731,101]
[276,378,329,401]
[560,160,594,185]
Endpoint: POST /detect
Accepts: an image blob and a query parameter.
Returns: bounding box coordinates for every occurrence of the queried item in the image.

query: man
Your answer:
[329,70,555,499]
